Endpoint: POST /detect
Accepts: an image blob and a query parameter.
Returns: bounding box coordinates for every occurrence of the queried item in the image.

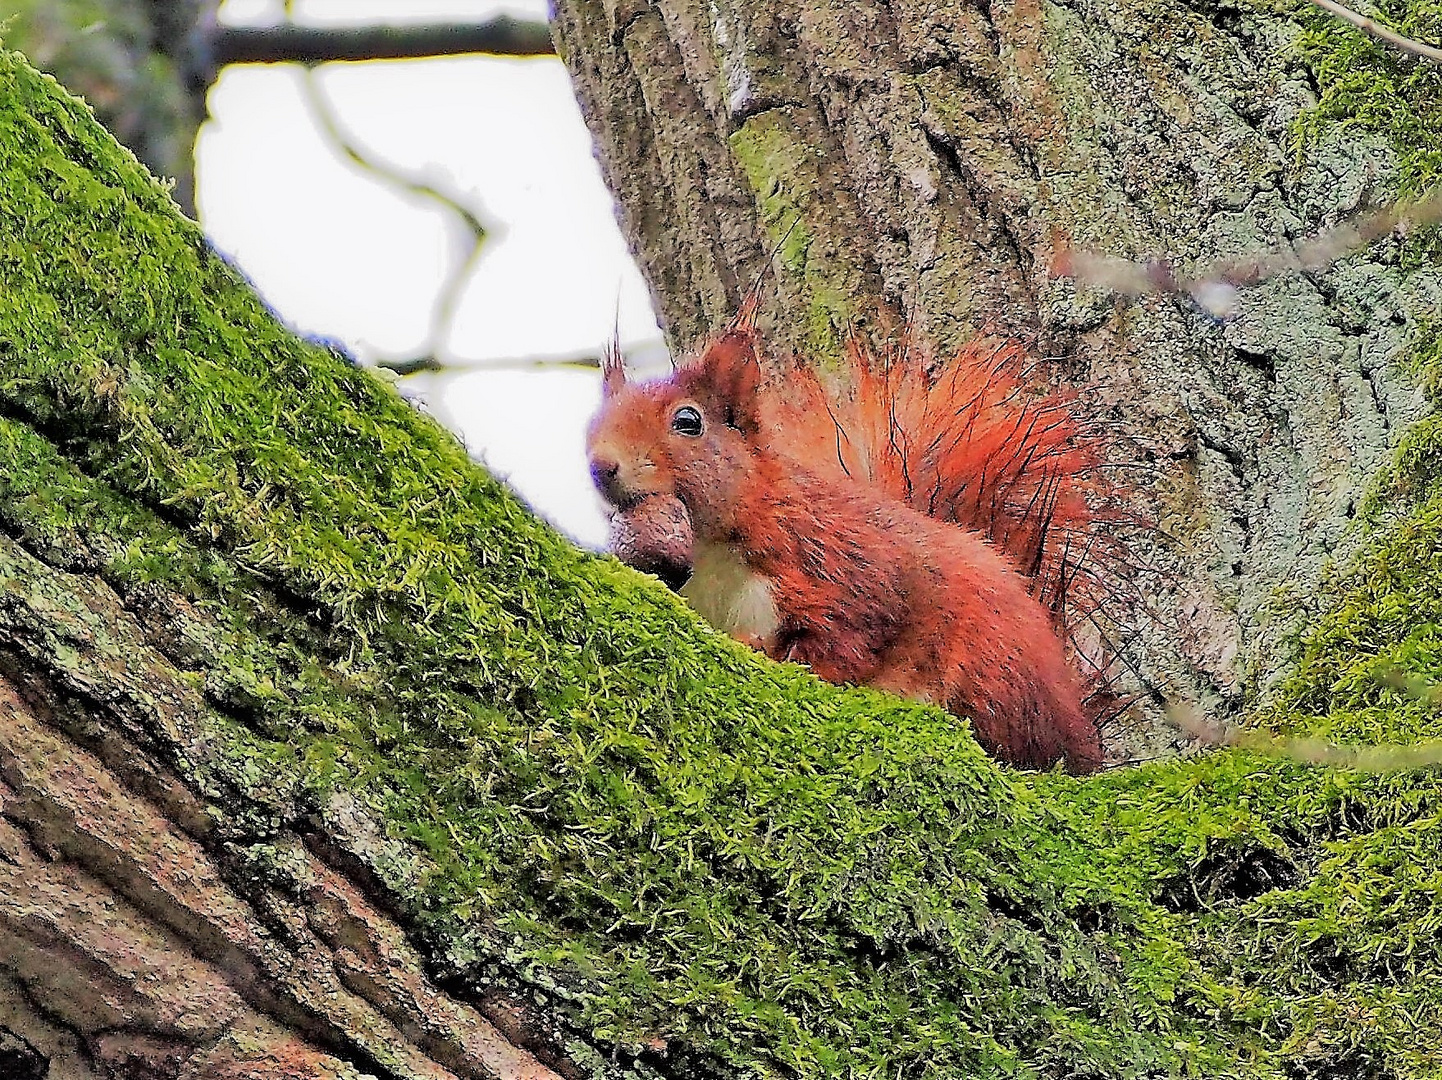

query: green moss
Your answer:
[1291,0,1442,189]
[6,43,1442,1080]
[1288,0,1442,259]
[0,0,198,200]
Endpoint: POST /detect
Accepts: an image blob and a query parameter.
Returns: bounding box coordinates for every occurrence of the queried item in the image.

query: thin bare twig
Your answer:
[296,65,491,362]
[207,17,555,66]
[1050,189,1442,318]
[378,353,606,376]
[1166,700,1442,771]
[1306,0,1442,63]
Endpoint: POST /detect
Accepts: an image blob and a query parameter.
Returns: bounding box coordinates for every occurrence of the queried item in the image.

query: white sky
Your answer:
[201,0,666,547]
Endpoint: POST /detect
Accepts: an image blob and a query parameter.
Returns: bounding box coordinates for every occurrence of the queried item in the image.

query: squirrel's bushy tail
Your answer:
[763,329,1133,639]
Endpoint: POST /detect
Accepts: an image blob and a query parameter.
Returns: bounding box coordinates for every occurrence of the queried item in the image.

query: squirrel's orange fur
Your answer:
[587,323,1107,773]
[765,336,1109,624]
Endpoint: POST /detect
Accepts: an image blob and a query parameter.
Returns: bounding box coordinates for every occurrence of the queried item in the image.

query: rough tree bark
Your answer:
[4,6,1442,1079]
[551,0,1442,727]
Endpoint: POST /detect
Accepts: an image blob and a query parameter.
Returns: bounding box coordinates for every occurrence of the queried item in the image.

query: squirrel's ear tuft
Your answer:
[601,339,627,398]
[696,328,764,431]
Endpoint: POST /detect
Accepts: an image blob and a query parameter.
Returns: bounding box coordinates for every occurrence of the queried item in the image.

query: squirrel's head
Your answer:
[586,328,766,536]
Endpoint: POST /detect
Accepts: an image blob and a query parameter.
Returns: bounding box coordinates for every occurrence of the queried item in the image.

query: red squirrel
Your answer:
[586,322,1108,774]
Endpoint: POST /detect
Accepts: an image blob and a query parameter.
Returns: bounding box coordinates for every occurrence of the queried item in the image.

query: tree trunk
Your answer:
[551,0,1442,726]
[5,24,1442,1080]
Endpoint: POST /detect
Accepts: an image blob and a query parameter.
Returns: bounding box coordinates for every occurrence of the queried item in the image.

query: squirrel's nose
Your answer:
[590,458,620,495]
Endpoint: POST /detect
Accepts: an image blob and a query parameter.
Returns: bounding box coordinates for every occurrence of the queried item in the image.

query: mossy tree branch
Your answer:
[0,0,207,211]
[2,30,1442,1080]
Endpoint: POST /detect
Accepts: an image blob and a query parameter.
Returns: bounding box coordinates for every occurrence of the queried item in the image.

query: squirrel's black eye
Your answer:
[671,405,704,437]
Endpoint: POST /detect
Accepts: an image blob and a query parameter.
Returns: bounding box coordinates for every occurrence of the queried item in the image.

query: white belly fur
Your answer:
[680,540,779,642]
